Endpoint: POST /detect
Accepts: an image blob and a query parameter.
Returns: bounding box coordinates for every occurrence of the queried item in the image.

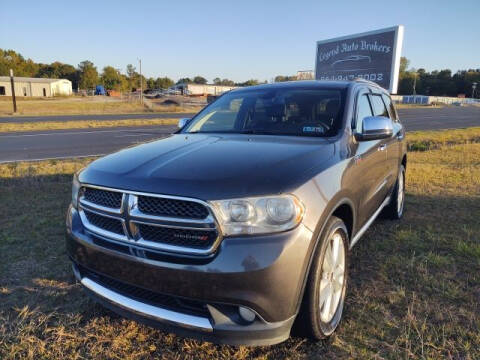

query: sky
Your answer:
[0,0,478,82]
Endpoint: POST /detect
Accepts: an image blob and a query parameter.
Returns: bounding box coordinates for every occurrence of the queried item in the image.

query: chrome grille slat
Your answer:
[84,187,123,209]
[138,196,209,219]
[77,185,221,256]
[84,209,124,235]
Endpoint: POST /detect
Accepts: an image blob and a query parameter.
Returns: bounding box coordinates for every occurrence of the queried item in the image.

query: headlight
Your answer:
[71,173,82,209]
[210,195,304,236]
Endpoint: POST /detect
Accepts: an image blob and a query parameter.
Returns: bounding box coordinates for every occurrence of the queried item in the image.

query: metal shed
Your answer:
[0,76,72,97]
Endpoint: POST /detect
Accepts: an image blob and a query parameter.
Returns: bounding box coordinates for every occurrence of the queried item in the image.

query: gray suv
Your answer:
[66,80,406,345]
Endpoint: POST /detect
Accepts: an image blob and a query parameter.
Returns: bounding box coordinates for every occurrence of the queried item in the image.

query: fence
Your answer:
[391,95,480,105]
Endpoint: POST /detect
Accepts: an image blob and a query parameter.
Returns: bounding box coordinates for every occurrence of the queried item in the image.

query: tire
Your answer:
[384,165,405,220]
[298,216,349,339]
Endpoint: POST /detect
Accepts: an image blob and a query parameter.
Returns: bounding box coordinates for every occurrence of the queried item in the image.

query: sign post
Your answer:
[9,69,17,113]
[315,26,404,93]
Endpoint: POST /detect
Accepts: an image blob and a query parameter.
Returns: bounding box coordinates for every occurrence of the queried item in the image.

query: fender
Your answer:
[293,194,356,316]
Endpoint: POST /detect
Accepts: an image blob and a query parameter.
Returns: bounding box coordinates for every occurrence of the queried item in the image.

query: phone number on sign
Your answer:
[318,73,384,81]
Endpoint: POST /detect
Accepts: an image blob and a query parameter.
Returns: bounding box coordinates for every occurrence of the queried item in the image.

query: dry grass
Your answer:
[0,129,479,359]
[0,118,178,133]
[0,97,197,116]
[407,126,480,151]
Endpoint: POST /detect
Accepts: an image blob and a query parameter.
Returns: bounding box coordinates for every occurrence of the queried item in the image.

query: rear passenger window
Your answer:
[355,94,372,133]
[370,94,389,118]
[382,94,398,121]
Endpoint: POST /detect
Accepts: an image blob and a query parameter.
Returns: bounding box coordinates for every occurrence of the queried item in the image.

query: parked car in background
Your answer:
[67,79,406,345]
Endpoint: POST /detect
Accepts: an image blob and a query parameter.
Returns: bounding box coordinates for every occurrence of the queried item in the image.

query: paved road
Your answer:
[0,106,478,163]
[399,106,480,131]
[0,112,194,123]
[0,126,177,163]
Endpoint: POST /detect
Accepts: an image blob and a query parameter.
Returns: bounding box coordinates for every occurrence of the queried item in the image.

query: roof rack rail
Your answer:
[352,78,380,86]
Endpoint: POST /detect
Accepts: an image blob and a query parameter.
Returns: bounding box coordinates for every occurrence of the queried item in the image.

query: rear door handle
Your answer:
[378,144,387,151]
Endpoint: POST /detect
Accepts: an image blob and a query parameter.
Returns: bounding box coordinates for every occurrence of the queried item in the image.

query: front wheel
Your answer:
[298,216,349,339]
[384,165,405,219]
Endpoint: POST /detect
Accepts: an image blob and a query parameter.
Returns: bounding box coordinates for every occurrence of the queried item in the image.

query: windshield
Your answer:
[183,87,346,137]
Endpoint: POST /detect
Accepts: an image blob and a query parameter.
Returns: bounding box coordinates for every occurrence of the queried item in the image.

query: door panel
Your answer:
[383,94,403,190]
[351,91,389,228]
[369,94,393,200]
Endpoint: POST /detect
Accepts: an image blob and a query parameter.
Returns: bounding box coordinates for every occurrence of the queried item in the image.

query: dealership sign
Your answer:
[315,26,404,93]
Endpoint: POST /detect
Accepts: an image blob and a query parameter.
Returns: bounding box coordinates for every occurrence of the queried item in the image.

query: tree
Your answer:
[274,75,297,82]
[236,79,260,86]
[155,77,174,89]
[38,62,79,89]
[146,77,155,89]
[126,64,141,90]
[193,76,207,84]
[126,64,136,79]
[221,79,235,86]
[399,57,409,74]
[0,49,39,77]
[213,77,235,86]
[398,71,415,95]
[101,66,127,91]
[78,60,98,89]
[177,78,192,84]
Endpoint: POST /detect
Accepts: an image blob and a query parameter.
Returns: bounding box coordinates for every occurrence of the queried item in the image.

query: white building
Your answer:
[172,83,237,96]
[296,70,314,80]
[0,76,72,97]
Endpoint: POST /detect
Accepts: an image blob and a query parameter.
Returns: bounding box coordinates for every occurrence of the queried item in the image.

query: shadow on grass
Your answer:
[1,174,479,359]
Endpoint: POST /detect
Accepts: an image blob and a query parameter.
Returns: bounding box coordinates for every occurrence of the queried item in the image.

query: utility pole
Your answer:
[9,69,17,113]
[473,82,477,99]
[138,58,143,104]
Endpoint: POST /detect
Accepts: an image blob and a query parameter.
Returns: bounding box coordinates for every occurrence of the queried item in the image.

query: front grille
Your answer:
[138,196,209,219]
[138,224,217,249]
[80,265,209,317]
[84,210,124,235]
[84,188,122,209]
[79,186,221,255]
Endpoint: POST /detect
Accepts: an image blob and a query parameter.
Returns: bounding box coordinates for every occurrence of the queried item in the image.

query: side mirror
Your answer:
[177,118,191,129]
[355,116,393,141]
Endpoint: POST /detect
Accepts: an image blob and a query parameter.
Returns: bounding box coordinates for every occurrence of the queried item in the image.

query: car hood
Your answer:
[79,134,336,200]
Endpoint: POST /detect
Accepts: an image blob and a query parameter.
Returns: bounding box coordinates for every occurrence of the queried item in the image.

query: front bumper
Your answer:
[66,205,313,345]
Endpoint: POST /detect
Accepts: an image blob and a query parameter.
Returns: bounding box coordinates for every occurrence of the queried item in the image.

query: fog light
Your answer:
[238,306,256,323]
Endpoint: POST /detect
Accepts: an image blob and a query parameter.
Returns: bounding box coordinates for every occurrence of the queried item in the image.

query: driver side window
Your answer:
[356,94,373,134]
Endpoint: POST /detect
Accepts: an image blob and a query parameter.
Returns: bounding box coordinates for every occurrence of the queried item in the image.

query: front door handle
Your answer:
[378,144,387,151]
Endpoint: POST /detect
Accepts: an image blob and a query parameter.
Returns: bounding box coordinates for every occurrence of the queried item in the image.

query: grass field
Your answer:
[407,126,480,151]
[0,129,479,359]
[0,118,179,133]
[0,97,199,116]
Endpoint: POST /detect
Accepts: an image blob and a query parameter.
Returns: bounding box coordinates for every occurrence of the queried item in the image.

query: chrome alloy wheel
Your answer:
[397,169,405,215]
[319,231,346,323]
